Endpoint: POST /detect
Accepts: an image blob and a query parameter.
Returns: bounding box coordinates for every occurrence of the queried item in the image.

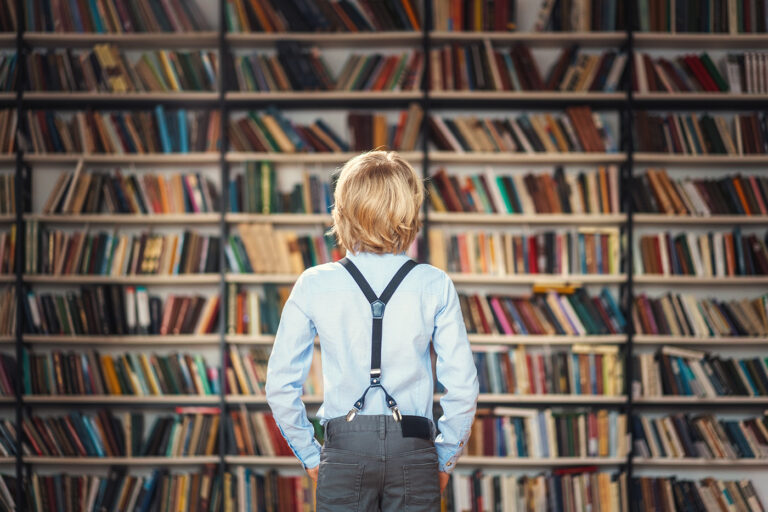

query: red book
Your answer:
[472,295,491,334]
[528,237,538,274]
[536,355,547,394]
[595,354,603,394]
[525,354,535,394]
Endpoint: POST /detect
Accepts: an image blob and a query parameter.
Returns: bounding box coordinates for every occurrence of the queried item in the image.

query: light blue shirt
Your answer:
[265,250,479,473]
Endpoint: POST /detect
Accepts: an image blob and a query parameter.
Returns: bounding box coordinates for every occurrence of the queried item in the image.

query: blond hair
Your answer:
[330,151,423,254]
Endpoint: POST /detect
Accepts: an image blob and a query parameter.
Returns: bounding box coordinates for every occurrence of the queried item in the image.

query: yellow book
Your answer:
[229,347,251,394]
[204,415,220,455]
[158,51,182,91]
[139,354,161,395]
[157,175,171,213]
[100,355,122,395]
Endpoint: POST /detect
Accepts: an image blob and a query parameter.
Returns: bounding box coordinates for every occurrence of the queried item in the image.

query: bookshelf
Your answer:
[7,0,768,510]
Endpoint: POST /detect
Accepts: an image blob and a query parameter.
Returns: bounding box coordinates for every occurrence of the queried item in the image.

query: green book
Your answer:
[470,176,494,213]
[194,355,212,395]
[699,53,729,91]
[248,113,279,152]
[495,176,513,213]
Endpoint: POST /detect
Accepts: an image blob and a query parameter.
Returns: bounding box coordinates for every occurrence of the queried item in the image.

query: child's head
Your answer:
[330,150,423,255]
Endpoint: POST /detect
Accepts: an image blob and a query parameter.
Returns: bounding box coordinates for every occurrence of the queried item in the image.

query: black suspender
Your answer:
[339,257,418,422]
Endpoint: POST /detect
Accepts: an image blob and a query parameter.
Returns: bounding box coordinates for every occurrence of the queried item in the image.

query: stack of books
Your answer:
[231,468,315,512]
[634,0,768,33]
[225,407,310,455]
[631,476,764,512]
[226,346,322,396]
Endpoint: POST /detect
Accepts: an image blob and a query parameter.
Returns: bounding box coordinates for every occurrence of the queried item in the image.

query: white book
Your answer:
[135,286,151,333]
[686,232,704,276]
[699,234,713,277]
[124,286,137,334]
[713,232,725,277]
[430,116,464,152]
[604,54,627,92]
[511,174,535,213]
[658,233,670,276]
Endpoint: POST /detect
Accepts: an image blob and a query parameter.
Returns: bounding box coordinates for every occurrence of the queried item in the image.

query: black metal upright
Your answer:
[419,0,432,264]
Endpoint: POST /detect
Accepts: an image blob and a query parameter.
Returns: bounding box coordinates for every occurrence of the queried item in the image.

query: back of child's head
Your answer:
[330,150,423,255]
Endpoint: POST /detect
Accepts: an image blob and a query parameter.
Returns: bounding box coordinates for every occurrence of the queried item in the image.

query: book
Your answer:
[42,169,219,215]
[24,109,220,154]
[0,174,16,214]
[0,353,15,396]
[458,287,626,336]
[224,0,420,32]
[226,346,322,395]
[26,47,219,92]
[225,407,323,456]
[27,223,221,275]
[631,168,768,216]
[631,476,765,512]
[0,109,16,153]
[429,227,621,276]
[232,468,316,512]
[23,348,219,396]
[0,287,15,336]
[233,45,423,92]
[631,292,768,337]
[26,0,210,32]
[22,286,220,336]
[534,0,625,31]
[22,407,220,457]
[229,163,334,214]
[428,166,621,214]
[726,52,768,93]
[431,0,516,31]
[635,229,768,276]
[464,344,624,396]
[0,0,15,32]
[225,283,294,336]
[633,345,768,397]
[429,108,617,153]
[0,53,17,91]
[633,52,735,93]
[635,111,768,155]
[0,225,16,274]
[634,0,768,33]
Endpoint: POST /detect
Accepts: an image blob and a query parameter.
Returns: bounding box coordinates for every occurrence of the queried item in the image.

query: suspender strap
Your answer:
[339,257,418,421]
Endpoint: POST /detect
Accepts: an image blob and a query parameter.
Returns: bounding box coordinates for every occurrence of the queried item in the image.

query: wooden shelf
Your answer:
[0,457,13,465]
[24,395,219,404]
[429,31,626,46]
[226,31,421,47]
[224,455,626,467]
[635,92,768,102]
[225,395,317,405]
[23,91,219,102]
[634,153,768,165]
[0,214,14,223]
[634,32,768,49]
[429,151,626,164]
[429,212,624,225]
[226,273,299,284]
[0,397,13,404]
[633,397,768,405]
[24,32,220,48]
[226,91,422,101]
[24,274,220,285]
[634,214,768,225]
[467,334,626,345]
[0,275,13,283]
[225,213,332,224]
[429,91,625,101]
[0,155,14,163]
[634,275,768,285]
[225,334,279,344]
[0,34,14,48]
[23,456,220,466]
[226,151,421,164]
[0,93,13,102]
[634,335,768,346]
[471,394,625,404]
[25,153,220,165]
[0,336,12,344]
[22,334,220,346]
[27,213,221,225]
[448,273,626,285]
[633,458,768,467]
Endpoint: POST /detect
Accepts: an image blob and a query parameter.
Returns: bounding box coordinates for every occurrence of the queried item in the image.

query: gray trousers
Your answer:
[316,414,441,512]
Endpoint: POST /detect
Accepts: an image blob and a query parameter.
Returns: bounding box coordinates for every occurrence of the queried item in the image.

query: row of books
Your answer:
[0,110,16,153]
[0,420,13,454]
[0,354,14,396]
[27,225,221,275]
[470,344,623,396]
[470,407,628,458]
[23,408,220,457]
[633,345,768,397]
[230,467,316,512]
[535,0,625,31]
[27,47,219,92]
[632,476,765,512]
[0,174,14,214]
[429,228,621,276]
[0,2,14,32]
[458,288,626,336]
[633,412,768,460]
[22,349,219,396]
[631,292,768,337]
[430,44,626,92]
[0,226,15,274]
[26,0,209,32]
[226,284,290,336]
[27,468,221,512]
[449,469,627,512]
[430,108,617,153]
[0,54,16,91]
[225,408,301,456]
[633,51,768,94]
[227,225,339,274]
[233,45,423,92]
[23,287,220,336]
[44,168,219,215]
[431,0,516,32]
[635,229,768,277]
[631,168,768,217]
[635,112,768,155]
[229,163,334,214]
[428,166,621,215]
[226,346,322,396]
[348,103,424,151]
[25,108,221,154]
[225,0,420,33]
[635,0,768,33]
[0,287,14,336]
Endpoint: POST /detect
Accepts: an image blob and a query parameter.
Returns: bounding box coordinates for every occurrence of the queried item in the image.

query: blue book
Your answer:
[588,353,597,394]
[572,353,581,394]
[154,105,172,153]
[594,234,602,273]
[88,0,104,32]
[84,416,107,456]
[229,180,239,213]
[738,360,759,395]
[600,288,625,328]
[314,119,349,152]
[175,353,195,393]
[266,106,305,151]
[649,419,667,457]
[513,418,526,456]
[537,412,548,457]
[178,109,188,153]
[138,470,161,512]
[45,112,63,153]
[68,0,84,32]
[502,299,528,335]
[495,417,505,456]
[672,357,691,396]
[68,413,99,456]
[733,228,745,275]
[678,357,697,395]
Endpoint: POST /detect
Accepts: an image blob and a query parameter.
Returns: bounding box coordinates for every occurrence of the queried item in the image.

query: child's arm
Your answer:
[265,276,322,469]
[432,273,480,474]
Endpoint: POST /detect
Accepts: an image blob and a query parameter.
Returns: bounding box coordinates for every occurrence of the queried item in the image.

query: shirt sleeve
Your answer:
[265,275,322,469]
[431,273,479,473]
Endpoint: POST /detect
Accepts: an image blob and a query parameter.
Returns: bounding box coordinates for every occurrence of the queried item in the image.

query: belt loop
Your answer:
[379,415,385,440]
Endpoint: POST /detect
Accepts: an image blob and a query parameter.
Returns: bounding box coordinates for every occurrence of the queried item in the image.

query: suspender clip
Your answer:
[390,405,402,422]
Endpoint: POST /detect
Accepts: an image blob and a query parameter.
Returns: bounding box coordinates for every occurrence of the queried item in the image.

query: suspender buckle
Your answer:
[371,300,385,319]
[370,369,381,386]
[345,408,358,422]
[390,405,402,422]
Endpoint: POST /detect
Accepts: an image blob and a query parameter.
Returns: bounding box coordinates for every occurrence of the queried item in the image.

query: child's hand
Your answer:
[439,472,450,493]
[307,466,319,484]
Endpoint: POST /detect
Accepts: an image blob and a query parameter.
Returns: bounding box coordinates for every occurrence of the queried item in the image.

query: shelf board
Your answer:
[225,213,332,224]
[0,275,14,283]
[24,274,220,285]
[634,275,768,285]
[23,91,219,103]
[634,153,768,165]
[429,151,626,164]
[24,32,219,48]
[429,212,624,225]
[25,153,220,165]
[0,336,12,344]
[633,397,768,405]
[0,155,14,163]
[633,32,768,49]
[633,458,768,467]
[633,335,768,346]
[0,457,12,465]
[23,456,220,466]
[225,334,277,345]
[467,334,626,345]
[634,92,768,102]
[448,273,626,285]
[24,395,219,404]
[0,92,13,102]
[0,34,14,48]
[225,395,310,405]
[223,394,625,405]
[27,213,221,225]
[226,151,421,164]
[224,455,626,467]
[226,31,421,47]
[22,334,220,346]
[430,91,624,101]
[0,214,14,223]
[634,214,768,225]
[429,31,626,46]
[226,91,422,101]
[225,273,299,284]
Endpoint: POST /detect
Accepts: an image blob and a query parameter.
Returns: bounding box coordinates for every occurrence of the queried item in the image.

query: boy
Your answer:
[266,151,479,511]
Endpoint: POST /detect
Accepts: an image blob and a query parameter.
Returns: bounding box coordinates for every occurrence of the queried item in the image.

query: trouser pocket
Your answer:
[316,460,364,511]
[402,450,440,512]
